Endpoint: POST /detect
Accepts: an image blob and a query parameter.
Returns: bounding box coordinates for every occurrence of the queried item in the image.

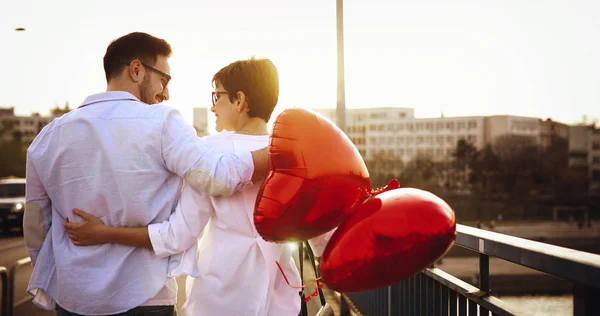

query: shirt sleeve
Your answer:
[147,183,214,258]
[23,153,52,267]
[160,109,254,197]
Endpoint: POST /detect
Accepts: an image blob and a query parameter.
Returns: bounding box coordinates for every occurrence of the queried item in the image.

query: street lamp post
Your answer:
[336,0,346,132]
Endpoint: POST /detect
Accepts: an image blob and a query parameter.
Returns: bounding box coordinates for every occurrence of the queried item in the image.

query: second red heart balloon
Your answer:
[320,188,456,293]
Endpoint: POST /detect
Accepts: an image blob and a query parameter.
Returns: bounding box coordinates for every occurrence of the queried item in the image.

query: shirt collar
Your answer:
[79,91,141,109]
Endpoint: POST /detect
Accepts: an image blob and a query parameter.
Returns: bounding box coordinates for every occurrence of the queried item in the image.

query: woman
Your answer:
[65,57,332,316]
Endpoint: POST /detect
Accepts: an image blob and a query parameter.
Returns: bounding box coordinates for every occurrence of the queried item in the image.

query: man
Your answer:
[23,32,269,316]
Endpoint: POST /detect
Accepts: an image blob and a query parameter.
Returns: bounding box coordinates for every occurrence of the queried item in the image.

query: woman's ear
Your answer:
[236,91,248,113]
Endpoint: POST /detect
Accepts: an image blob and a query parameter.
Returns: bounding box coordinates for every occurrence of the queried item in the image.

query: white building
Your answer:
[0,107,54,143]
[313,108,553,162]
[568,125,600,194]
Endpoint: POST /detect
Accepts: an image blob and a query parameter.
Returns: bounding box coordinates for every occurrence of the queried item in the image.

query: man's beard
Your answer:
[138,74,157,104]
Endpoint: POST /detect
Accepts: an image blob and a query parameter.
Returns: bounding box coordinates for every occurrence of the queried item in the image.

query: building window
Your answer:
[399,112,407,118]
[468,120,477,129]
[593,141,600,150]
[370,137,376,144]
[426,122,433,130]
[447,122,455,130]
[398,137,405,144]
[417,136,424,144]
[416,123,424,131]
[406,123,414,131]
[378,124,384,131]
[436,122,444,130]
[447,136,455,145]
[436,149,444,157]
[593,170,600,181]
[437,136,444,144]
[426,136,433,144]
[379,137,386,144]
[593,156,600,165]
[467,135,477,143]
[369,124,377,131]
[458,121,466,129]
[407,137,414,144]
[388,136,394,144]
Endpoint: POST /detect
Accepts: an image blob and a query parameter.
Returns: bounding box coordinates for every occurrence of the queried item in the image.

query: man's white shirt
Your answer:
[24,91,254,315]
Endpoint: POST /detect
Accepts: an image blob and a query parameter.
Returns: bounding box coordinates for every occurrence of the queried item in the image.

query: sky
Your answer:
[1,0,599,127]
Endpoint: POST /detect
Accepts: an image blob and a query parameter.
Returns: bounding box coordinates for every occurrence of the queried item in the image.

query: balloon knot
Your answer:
[370,179,400,195]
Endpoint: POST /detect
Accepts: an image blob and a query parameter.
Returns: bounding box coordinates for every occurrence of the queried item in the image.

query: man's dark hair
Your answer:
[212,57,279,122]
[103,32,172,82]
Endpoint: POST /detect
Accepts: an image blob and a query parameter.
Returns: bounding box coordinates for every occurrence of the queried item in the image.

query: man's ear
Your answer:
[128,60,144,83]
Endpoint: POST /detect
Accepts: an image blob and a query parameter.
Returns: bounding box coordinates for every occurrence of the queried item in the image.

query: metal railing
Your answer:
[1,266,8,316]
[6,257,31,316]
[340,224,600,316]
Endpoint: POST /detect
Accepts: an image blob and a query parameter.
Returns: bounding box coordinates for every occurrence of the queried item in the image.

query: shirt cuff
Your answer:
[147,223,169,258]
[27,248,40,267]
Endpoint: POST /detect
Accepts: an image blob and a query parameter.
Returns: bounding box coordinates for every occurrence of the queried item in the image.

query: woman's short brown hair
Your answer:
[212,57,279,122]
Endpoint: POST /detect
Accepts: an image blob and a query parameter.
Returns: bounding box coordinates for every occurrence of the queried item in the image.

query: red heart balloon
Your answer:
[254,108,371,242]
[320,188,456,293]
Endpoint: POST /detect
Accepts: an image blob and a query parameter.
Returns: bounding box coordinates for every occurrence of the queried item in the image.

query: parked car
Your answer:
[0,177,26,234]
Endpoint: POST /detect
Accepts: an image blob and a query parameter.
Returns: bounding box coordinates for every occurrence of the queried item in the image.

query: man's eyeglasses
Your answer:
[212,91,235,106]
[140,61,171,87]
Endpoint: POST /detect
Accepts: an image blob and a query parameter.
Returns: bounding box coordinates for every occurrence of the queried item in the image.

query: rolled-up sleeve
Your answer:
[148,183,213,258]
[24,153,52,267]
[161,109,254,197]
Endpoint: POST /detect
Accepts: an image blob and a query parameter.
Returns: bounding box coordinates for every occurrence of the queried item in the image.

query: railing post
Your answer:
[1,266,8,316]
[8,257,31,316]
[479,253,489,292]
[340,294,351,316]
[573,283,600,316]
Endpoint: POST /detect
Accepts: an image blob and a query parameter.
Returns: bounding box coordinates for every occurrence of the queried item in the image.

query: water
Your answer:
[497,294,572,316]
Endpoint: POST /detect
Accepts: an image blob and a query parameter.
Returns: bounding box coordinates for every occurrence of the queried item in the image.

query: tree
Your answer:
[50,101,72,116]
[0,139,27,178]
[398,154,442,195]
[365,153,403,189]
[451,139,479,188]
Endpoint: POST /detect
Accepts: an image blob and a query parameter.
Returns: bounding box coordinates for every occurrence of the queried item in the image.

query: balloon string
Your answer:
[275,260,322,289]
[275,261,325,303]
